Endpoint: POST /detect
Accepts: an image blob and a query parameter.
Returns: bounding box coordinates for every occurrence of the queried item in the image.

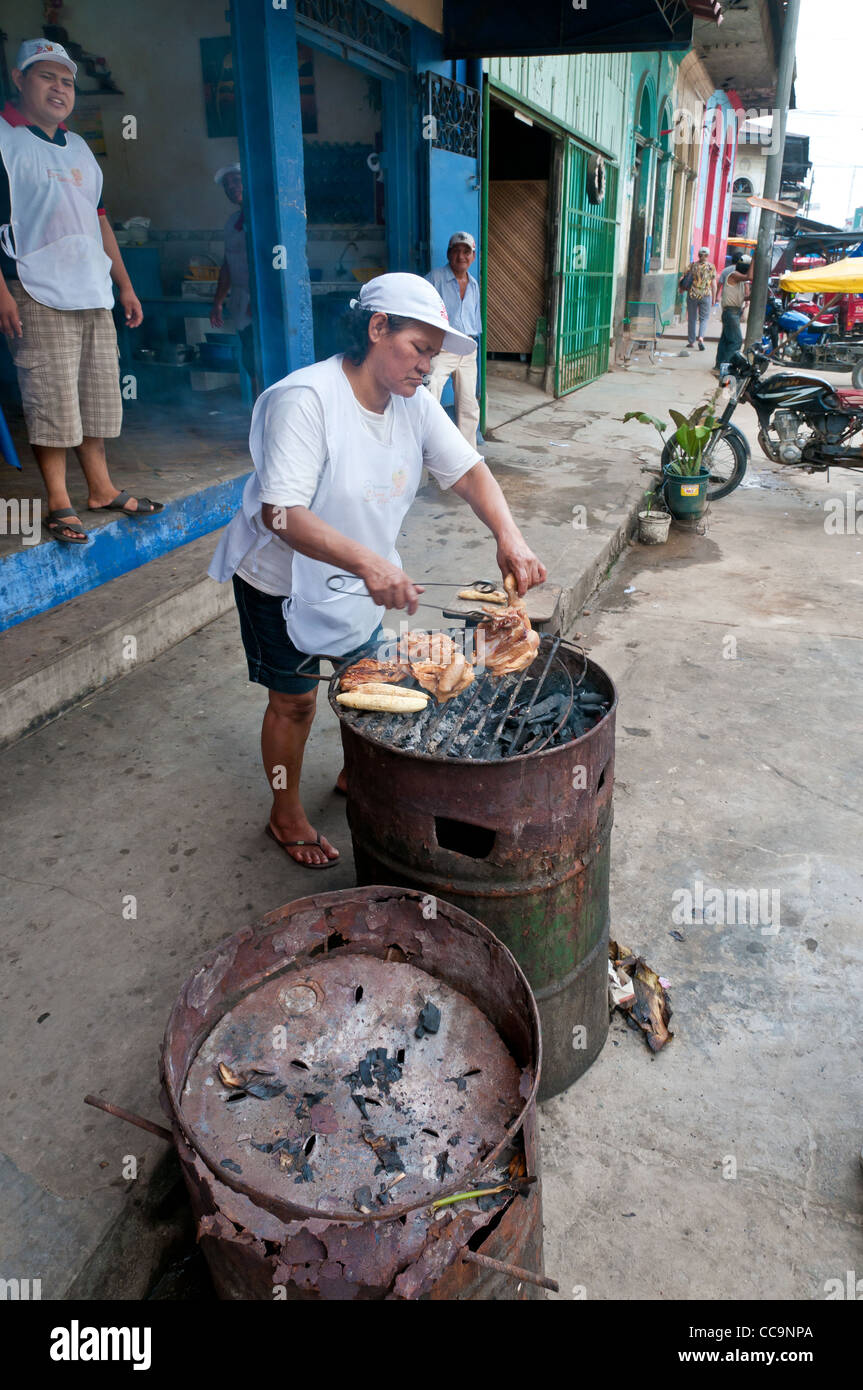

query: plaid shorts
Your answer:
[7,282,122,448]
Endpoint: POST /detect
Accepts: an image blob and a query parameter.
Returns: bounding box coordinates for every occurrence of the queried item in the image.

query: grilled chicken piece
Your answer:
[502,571,531,616]
[398,631,475,701]
[339,657,409,691]
[477,605,540,677]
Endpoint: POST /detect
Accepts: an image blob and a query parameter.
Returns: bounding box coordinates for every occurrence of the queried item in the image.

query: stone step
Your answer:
[0,532,233,749]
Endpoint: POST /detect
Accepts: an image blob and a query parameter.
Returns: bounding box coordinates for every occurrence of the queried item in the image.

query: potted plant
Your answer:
[636,487,671,544]
[623,394,722,520]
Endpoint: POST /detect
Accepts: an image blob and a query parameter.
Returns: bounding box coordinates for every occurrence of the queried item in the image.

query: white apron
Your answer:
[209,355,424,657]
[0,125,113,310]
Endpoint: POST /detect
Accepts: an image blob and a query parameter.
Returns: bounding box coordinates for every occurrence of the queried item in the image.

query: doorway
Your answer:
[486,100,554,362]
[297,44,391,361]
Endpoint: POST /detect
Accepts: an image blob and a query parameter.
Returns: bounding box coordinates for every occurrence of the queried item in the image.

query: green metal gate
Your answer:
[555,141,619,395]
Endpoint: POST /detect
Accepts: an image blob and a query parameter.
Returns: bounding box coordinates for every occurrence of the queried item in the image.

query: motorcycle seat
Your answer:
[834,388,863,407]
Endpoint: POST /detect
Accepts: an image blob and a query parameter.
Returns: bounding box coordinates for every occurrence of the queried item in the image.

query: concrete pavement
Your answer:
[2,351,861,1299]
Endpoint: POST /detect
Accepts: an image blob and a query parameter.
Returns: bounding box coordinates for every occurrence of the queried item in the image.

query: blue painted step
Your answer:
[0,473,249,632]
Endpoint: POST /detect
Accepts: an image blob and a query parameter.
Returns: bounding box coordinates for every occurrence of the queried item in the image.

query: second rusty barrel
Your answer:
[334,648,616,1101]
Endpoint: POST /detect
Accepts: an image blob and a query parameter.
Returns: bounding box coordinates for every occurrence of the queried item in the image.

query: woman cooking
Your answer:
[210,273,546,868]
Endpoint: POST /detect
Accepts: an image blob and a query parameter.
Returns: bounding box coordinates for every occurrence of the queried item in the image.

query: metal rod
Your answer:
[500,636,561,756]
[84,1094,173,1144]
[461,1250,559,1293]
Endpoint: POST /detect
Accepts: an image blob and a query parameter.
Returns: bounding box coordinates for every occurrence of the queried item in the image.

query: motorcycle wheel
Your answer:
[852,362,863,390]
[661,422,748,501]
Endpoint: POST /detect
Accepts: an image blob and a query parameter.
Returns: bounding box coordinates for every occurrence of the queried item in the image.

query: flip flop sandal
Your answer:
[89,489,164,519]
[265,822,338,869]
[45,509,89,544]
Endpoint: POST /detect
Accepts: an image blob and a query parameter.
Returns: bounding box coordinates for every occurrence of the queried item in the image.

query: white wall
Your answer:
[302,48,381,146]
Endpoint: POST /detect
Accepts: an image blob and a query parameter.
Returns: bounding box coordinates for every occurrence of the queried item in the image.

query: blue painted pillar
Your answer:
[230,0,312,384]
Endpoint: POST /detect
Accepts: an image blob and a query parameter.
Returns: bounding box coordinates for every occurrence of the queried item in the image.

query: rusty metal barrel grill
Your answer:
[330,634,616,1101]
[161,887,544,1299]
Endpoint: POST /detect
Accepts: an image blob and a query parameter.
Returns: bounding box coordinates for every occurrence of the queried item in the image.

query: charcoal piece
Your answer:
[352,1093,370,1120]
[220,1158,242,1173]
[415,1000,441,1040]
[243,1080,287,1101]
[304,1091,326,1105]
[300,1163,313,1182]
[250,1140,273,1153]
[448,1134,461,1147]
[358,1059,373,1088]
[445,1076,468,1092]
[377,1187,391,1206]
[375,1048,388,1061]
[295,1102,307,1119]
[435,1151,452,1181]
[270,1137,291,1153]
[354,1185,374,1214]
[477,1192,503,1212]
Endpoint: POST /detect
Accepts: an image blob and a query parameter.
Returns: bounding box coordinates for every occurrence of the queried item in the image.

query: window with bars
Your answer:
[296,0,410,68]
[419,72,480,159]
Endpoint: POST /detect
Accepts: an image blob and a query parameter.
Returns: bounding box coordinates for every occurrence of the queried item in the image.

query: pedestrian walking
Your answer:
[425,231,481,445]
[209,273,546,868]
[0,39,161,544]
[681,246,718,351]
[715,254,752,372]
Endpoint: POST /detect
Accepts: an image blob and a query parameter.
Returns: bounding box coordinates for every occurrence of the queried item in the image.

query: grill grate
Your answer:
[330,631,589,762]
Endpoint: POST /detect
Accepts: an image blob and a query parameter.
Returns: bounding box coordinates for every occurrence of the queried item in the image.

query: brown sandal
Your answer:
[265,823,338,869]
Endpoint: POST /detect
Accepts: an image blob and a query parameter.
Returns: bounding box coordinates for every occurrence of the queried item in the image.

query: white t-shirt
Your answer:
[235,369,480,596]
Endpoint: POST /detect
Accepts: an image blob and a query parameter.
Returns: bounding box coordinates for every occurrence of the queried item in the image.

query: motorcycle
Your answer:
[659,348,863,499]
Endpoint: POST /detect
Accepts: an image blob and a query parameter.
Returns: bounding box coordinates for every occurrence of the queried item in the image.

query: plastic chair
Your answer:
[0,403,22,469]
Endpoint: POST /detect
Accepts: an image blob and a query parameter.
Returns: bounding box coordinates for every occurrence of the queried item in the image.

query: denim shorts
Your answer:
[232,574,383,695]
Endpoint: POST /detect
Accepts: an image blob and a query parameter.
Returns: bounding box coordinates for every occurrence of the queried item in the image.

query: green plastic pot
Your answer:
[662,466,711,519]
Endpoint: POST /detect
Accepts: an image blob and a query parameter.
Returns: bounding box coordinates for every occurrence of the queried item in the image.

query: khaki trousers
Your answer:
[426,345,480,445]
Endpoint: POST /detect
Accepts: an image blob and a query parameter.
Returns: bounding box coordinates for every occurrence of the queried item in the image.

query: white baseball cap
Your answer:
[698,245,710,255]
[214,163,241,185]
[16,39,77,78]
[448,231,476,251]
[350,272,476,354]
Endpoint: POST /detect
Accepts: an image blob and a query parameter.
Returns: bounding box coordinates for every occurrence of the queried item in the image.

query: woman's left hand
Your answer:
[496,533,547,597]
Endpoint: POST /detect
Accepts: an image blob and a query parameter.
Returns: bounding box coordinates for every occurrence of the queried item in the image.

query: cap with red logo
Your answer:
[15,39,78,78]
[349,272,475,355]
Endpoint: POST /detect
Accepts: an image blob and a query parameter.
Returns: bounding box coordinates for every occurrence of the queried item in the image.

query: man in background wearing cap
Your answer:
[715,255,752,374]
[680,246,718,351]
[0,40,159,544]
[425,232,481,444]
[211,163,257,397]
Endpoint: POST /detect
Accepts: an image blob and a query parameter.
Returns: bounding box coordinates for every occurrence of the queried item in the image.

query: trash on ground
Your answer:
[608,958,635,1008]
[609,940,673,1052]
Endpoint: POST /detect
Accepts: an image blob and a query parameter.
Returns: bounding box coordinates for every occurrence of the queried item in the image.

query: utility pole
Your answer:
[744,0,802,349]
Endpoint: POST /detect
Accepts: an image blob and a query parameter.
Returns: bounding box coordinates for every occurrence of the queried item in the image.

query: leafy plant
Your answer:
[623,390,724,476]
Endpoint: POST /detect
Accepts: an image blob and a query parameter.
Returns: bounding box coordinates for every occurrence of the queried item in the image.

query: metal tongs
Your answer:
[325,573,504,620]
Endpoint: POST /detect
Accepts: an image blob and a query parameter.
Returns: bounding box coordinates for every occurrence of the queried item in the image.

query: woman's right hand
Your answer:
[360,557,424,615]
[0,288,23,338]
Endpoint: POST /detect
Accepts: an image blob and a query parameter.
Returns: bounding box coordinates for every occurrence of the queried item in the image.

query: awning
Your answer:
[779,257,863,295]
[442,0,709,59]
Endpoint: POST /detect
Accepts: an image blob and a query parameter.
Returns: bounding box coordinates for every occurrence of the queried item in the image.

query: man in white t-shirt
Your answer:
[210,273,546,869]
